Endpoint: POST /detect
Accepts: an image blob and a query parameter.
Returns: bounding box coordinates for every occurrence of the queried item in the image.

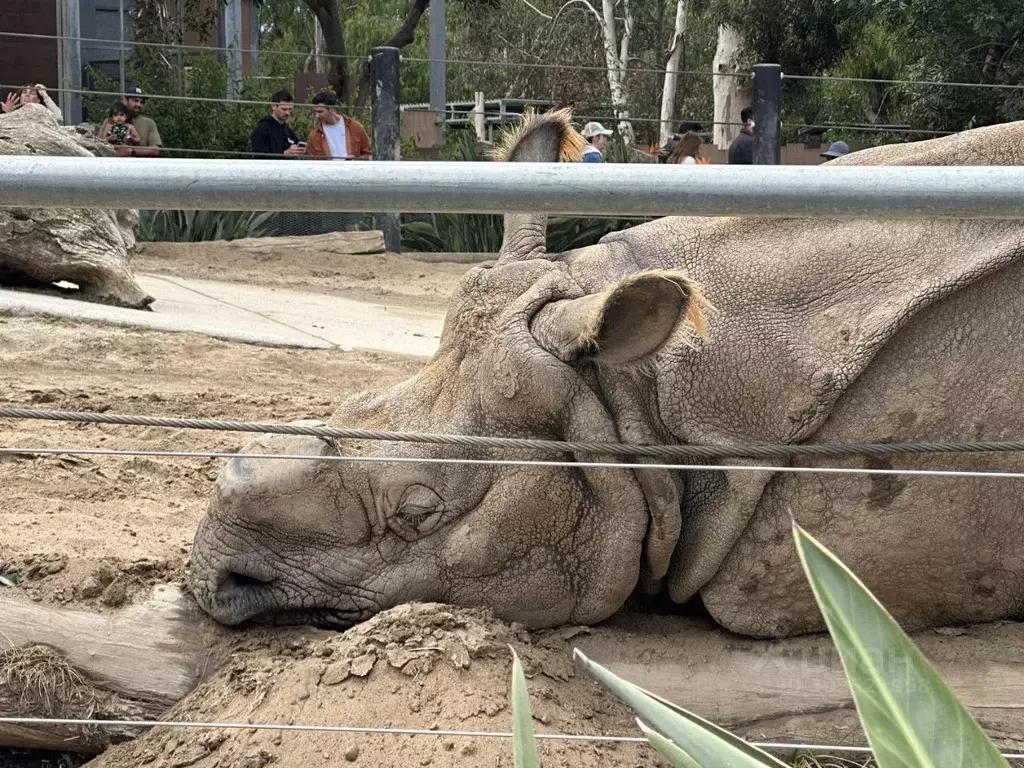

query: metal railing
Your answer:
[2,158,1024,218]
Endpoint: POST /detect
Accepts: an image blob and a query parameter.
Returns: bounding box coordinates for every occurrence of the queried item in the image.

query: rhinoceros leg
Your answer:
[699,256,1024,638]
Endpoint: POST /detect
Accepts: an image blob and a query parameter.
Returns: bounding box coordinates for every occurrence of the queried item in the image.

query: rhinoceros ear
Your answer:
[529,270,711,365]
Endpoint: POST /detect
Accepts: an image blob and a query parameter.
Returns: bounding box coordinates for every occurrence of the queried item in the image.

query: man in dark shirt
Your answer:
[727,106,755,164]
[251,90,305,159]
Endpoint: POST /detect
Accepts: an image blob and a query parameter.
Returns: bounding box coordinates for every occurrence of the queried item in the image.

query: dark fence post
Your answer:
[752,63,782,165]
[370,46,402,253]
[428,0,446,146]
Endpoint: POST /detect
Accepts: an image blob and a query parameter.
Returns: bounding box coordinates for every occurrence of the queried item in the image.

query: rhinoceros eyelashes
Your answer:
[390,484,446,540]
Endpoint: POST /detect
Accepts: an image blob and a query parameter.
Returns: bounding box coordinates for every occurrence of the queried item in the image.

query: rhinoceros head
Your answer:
[189,111,710,629]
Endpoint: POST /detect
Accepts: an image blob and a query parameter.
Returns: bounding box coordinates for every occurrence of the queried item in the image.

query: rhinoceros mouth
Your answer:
[200,562,381,629]
[251,607,371,630]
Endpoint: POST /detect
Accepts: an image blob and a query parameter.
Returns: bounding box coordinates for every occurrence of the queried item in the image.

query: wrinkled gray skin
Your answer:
[190,113,1024,638]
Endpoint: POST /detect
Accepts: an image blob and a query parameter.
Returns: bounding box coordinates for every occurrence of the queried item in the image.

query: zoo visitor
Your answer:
[580,121,614,162]
[304,91,372,160]
[250,89,306,159]
[1,83,62,122]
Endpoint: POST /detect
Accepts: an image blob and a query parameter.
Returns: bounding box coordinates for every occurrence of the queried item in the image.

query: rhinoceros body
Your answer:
[190,112,1024,638]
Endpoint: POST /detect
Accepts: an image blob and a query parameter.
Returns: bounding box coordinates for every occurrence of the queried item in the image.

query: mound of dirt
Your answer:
[86,603,666,768]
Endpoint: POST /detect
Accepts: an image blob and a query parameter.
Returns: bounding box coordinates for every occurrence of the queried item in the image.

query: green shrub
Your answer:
[138,209,276,242]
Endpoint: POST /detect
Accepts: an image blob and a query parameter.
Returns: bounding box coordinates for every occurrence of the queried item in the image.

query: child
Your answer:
[101,102,141,148]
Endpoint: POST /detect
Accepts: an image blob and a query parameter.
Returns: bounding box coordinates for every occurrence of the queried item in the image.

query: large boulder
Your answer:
[0,104,152,308]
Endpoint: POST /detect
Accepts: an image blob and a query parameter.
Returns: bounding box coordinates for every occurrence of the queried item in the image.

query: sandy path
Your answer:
[134,243,474,311]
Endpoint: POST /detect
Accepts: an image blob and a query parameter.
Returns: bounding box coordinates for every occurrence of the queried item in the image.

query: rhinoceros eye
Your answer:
[391,484,446,540]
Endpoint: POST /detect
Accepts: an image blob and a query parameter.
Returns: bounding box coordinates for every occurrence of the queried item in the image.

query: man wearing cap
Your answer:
[119,87,161,157]
[580,121,613,163]
[820,140,850,162]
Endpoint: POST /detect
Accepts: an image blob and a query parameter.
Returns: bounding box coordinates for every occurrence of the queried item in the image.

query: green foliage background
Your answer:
[103,0,1024,245]
[104,0,1024,154]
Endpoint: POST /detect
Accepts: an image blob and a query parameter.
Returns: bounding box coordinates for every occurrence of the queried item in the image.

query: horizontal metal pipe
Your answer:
[3,156,1024,218]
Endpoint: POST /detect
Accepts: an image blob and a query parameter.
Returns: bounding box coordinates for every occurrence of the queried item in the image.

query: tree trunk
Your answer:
[599,0,634,145]
[659,0,688,147]
[313,16,327,75]
[712,24,751,150]
[352,0,431,114]
[0,585,224,753]
[302,0,349,99]
[0,106,153,309]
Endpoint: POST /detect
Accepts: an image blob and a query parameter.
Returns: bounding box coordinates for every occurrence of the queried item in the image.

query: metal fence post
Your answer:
[752,64,781,165]
[223,0,243,99]
[371,46,402,254]
[60,0,83,126]
[428,0,446,146]
[118,0,126,96]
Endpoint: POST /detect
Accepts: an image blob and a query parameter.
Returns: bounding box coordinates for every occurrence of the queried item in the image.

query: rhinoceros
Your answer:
[189,111,1024,638]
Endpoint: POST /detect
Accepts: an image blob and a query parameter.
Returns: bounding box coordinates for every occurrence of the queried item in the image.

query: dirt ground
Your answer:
[87,605,682,768]
[134,242,474,311]
[0,241,467,613]
[3,239,1024,768]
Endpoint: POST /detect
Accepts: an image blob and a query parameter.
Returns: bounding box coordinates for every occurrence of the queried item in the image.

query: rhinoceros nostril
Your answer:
[219,569,275,593]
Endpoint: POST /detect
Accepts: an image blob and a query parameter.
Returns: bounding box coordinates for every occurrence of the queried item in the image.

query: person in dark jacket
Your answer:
[251,90,305,159]
[727,107,755,164]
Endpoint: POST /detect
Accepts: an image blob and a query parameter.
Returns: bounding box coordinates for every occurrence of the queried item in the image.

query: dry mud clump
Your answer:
[86,603,670,768]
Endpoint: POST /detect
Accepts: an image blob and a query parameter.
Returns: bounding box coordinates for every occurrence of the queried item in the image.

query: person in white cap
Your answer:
[580,121,613,163]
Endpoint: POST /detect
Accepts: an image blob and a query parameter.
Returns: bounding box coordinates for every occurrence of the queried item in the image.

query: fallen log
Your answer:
[0,104,153,309]
[138,230,385,263]
[212,230,385,256]
[4,594,1024,758]
[574,614,1024,751]
[0,584,227,753]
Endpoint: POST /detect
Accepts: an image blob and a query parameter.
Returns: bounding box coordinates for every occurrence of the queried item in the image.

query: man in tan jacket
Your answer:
[304,91,372,160]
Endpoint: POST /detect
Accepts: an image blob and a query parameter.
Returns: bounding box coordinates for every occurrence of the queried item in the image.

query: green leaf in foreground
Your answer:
[793,522,1008,768]
[510,646,541,768]
[637,720,702,768]
[574,648,788,767]
[0,572,20,587]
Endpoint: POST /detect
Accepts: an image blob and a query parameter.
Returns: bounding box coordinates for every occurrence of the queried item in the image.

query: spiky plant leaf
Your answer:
[510,647,540,768]
[793,522,1007,768]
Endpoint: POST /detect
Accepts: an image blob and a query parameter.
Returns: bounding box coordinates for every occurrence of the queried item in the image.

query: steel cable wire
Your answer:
[5,408,1024,462]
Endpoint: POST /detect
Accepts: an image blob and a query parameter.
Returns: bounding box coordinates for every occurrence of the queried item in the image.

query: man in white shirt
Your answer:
[305,91,372,160]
